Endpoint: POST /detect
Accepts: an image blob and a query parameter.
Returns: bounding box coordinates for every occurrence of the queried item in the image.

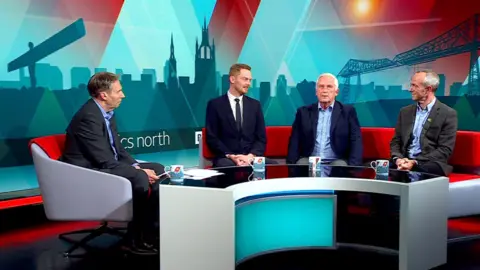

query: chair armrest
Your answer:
[31,144,133,222]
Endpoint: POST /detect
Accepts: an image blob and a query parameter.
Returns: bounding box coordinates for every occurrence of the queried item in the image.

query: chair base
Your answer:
[58,221,126,257]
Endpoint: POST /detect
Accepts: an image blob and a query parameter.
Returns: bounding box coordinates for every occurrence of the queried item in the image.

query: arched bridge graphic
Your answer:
[338,13,480,101]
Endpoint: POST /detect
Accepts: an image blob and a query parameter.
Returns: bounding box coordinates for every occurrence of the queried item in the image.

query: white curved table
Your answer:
[158,172,449,270]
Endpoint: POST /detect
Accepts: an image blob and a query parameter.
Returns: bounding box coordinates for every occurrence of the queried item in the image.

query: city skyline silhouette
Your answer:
[1,15,480,169]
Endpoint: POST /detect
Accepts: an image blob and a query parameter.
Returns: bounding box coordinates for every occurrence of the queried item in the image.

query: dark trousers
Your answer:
[389,160,445,176]
[100,162,164,239]
[412,161,445,176]
[213,157,278,168]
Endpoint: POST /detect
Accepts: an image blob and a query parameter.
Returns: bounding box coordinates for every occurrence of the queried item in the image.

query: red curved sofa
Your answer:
[199,126,480,218]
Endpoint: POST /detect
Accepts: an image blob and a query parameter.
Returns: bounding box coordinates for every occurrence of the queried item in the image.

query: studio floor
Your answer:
[2,205,480,270]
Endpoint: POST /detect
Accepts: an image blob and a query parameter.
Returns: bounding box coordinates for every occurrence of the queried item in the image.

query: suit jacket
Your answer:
[205,94,266,158]
[286,101,363,165]
[390,99,458,175]
[59,99,137,171]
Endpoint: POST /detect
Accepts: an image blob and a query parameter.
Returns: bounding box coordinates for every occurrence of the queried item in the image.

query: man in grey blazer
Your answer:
[390,70,458,176]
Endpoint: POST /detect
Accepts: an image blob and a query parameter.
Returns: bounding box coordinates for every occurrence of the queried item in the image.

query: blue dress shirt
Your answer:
[312,102,338,161]
[408,98,436,158]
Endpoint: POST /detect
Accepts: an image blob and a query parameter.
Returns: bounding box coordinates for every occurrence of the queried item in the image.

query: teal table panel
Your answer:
[235,195,336,264]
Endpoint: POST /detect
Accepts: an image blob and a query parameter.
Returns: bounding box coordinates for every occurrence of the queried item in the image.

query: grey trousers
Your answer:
[296,157,348,166]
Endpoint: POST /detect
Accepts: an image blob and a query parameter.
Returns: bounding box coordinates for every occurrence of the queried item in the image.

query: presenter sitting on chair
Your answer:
[59,72,164,255]
[286,73,363,166]
[205,63,277,167]
[390,70,458,176]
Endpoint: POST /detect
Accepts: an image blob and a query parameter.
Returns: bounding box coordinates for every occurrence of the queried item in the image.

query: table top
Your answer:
[159,164,442,188]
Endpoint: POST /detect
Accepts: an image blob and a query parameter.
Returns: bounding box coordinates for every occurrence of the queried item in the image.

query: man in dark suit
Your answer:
[60,72,164,255]
[390,70,458,176]
[205,63,277,167]
[287,73,363,166]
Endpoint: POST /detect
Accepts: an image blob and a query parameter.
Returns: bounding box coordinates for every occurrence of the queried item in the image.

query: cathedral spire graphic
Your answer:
[167,33,178,90]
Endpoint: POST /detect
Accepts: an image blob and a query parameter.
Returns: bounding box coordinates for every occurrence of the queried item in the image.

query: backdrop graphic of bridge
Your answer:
[2,13,480,169]
[338,13,480,102]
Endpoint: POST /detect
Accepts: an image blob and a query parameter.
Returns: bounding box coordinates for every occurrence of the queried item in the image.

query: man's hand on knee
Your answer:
[141,168,159,184]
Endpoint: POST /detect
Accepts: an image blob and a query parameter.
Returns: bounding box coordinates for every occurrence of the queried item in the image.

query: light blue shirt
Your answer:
[312,102,338,160]
[408,98,436,158]
[93,99,118,160]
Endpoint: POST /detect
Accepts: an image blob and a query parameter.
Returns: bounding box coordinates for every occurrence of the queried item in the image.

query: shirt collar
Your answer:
[93,99,114,120]
[227,91,243,102]
[417,97,436,112]
[318,100,335,111]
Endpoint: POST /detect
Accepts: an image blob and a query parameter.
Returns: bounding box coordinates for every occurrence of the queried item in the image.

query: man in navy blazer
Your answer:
[205,63,276,167]
[287,73,363,165]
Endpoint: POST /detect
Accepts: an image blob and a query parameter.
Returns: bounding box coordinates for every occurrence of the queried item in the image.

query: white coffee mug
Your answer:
[308,156,322,171]
[249,156,266,171]
[164,165,184,180]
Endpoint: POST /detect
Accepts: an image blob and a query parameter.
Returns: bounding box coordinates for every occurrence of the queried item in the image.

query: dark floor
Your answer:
[2,205,480,270]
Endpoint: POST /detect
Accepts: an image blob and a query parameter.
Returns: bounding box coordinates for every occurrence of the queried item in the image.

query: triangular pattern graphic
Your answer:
[288,87,306,110]
[264,98,290,126]
[353,102,377,127]
[0,88,44,139]
[238,0,312,85]
[0,0,31,60]
[453,96,480,130]
[96,19,140,75]
[55,88,90,122]
[273,61,295,96]
[209,0,261,73]
[187,0,217,30]
[26,89,68,137]
[0,139,11,162]
[115,87,158,132]
[143,89,177,130]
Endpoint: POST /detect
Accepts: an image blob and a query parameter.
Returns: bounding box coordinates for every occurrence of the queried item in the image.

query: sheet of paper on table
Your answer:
[184,169,225,180]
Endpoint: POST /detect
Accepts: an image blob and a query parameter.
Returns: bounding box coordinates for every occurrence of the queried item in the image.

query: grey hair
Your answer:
[415,70,439,91]
[316,73,339,89]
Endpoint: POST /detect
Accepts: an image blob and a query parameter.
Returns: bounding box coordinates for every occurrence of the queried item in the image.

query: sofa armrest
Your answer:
[31,144,133,222]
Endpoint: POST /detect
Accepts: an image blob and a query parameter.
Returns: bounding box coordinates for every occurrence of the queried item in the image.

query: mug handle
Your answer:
[370,161,377,169]
[248,171,254,181]
[164,166,171,173]
[248,158,254,167]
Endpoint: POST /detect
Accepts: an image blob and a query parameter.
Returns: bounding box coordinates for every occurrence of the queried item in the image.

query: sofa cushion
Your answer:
[361,127,394,160]
[449,173,480,183]
[201,128,215,159]
[450,131,480,167]
[265,126,291,157]
[201,127,480,176]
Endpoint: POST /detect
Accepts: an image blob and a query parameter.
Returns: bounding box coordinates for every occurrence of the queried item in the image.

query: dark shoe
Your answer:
[139,240,158,252]
[144,236,159,250]
[121,239,157,256]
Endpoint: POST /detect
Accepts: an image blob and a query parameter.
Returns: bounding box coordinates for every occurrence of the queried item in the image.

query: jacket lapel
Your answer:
[242,96,250,129]
[89,99,110,141]
[420,100,440,147]
[222,94,237,131]
[110,116,121,151]
[309,103,319,139]
[330,102,341,136]
[403,104,416,143]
